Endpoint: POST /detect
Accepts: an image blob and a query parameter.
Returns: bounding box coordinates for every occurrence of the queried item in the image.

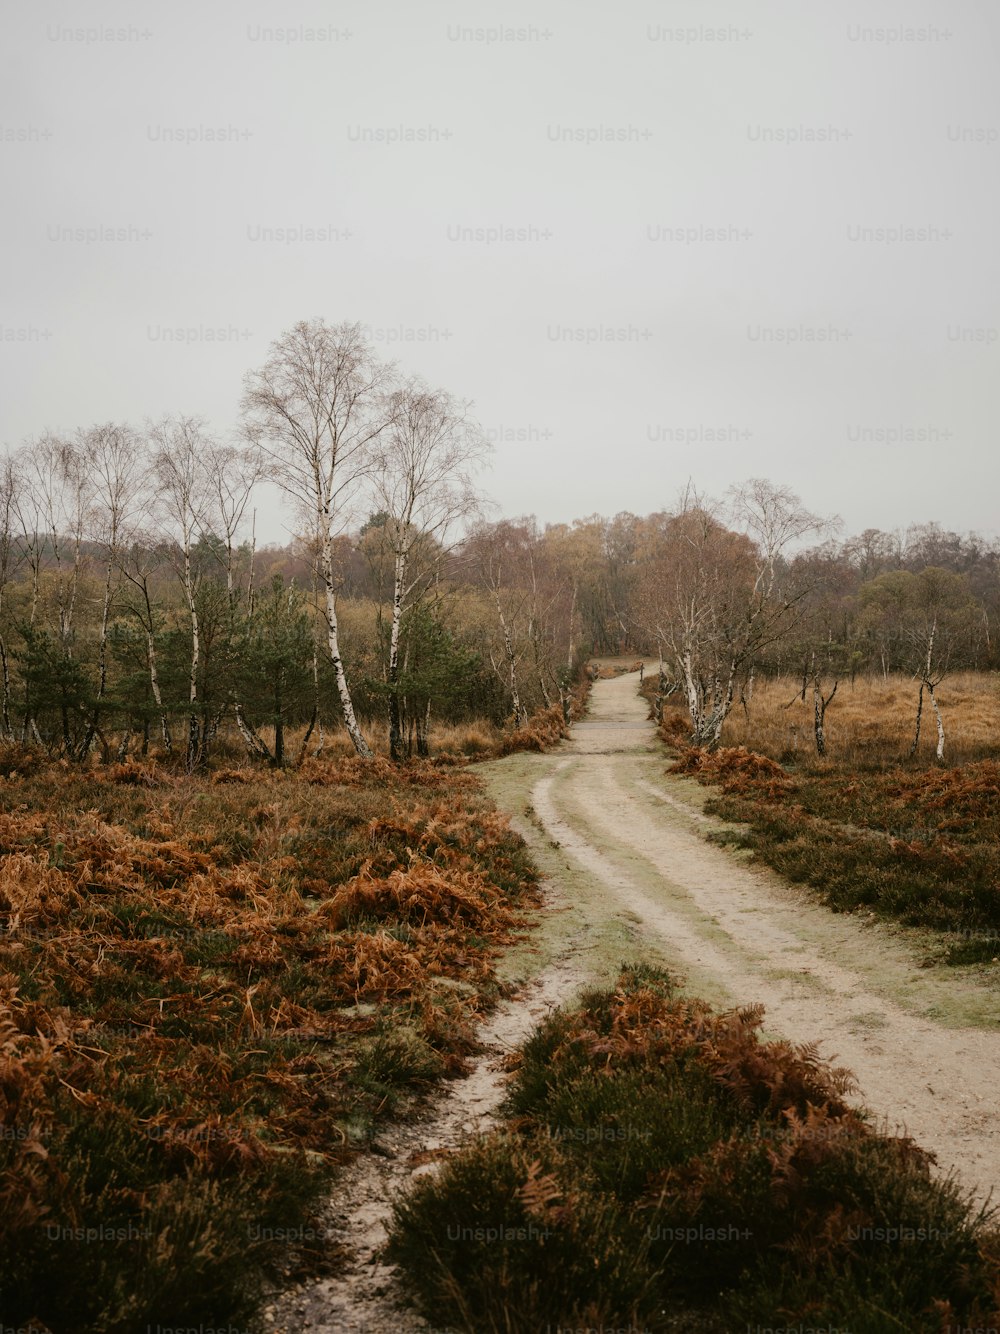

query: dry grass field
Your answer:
[719,670,1000,769]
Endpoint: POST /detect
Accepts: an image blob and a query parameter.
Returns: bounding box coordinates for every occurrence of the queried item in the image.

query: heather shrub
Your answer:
[0,756,537,1331]
[387,967,1000,1333]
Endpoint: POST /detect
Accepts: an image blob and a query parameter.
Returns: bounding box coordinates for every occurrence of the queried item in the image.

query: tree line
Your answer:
[3,317,997,765]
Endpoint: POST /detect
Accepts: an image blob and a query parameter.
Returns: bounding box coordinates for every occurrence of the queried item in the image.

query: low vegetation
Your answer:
[0,750,539,1333]
[653,674,1000,965]
[387,965,1000,1332]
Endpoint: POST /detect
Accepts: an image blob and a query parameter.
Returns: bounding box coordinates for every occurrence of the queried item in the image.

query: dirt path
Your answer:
[511,671,1000,1205]
[270,671,1000,1329]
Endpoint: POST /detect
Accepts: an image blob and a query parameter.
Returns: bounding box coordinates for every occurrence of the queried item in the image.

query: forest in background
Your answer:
[2,318,998,769]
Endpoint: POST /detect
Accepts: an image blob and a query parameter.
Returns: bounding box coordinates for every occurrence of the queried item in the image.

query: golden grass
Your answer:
[429,721,502,757]
[245,719,502,763]
[720,671,1000,767]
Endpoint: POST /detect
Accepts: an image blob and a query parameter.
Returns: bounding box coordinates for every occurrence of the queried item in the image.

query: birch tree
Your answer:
[903,568,976,762]
[543,519,607,714]
[21,434,91,654]
[118,533,173,755]
[81,422,148,756]
[0,458,23,738]
[859,566,976,761]
[241,319,394,758]
[637,481,828,747]
[14,435,92,753]
[202,441,268,758]
[466,520,538,726]
[370,380,487,760]
[150,415,213,769]
[203,441,264,605]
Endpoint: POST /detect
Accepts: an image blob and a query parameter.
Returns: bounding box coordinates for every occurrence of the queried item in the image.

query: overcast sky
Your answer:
[3,0,999,546]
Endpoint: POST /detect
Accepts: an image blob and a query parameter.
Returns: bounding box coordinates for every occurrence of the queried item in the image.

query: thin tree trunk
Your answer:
[82,553,116,758]
[928,683,945,761]
[306,571,325,761]
[145,630,171,754]
[681,649,700,735]
[248,510,257,618]
[0,636,10,738]
[566,581,577,672]
[910,682,924,758]
[321,532,372,757]
[234,697,272,763]
[388,552,406,762]
[690,661,737,749]
[183,544,201,769]
[538,668,553,710]
[813,675,837,756]
[559,682,571,724]
[296,706,318,767]
[532,617,552,709]
[495,595,525,725]
[654,644,666,724]
[416,700,430,758]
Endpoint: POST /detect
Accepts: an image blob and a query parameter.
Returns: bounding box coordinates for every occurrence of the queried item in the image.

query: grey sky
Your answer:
[3,0,999,545]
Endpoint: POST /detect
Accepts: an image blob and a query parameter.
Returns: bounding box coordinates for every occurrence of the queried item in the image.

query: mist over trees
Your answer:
[2,318,998,766]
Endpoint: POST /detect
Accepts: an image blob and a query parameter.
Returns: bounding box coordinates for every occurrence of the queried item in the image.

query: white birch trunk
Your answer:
[681,649,700,734]
[929,684,945,761]
[321,531,372,758]
[388,551,406,761]
[146,630,172,754]
[495,593,525,724]
[183,544,201,767]
[567,581,577,671]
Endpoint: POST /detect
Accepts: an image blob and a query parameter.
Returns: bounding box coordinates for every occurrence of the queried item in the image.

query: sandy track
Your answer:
[270,671,1000,1328]
[535,672,1000,1206]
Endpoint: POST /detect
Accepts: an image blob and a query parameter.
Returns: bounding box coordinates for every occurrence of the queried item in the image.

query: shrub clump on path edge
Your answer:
[386,964,1000,1333]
